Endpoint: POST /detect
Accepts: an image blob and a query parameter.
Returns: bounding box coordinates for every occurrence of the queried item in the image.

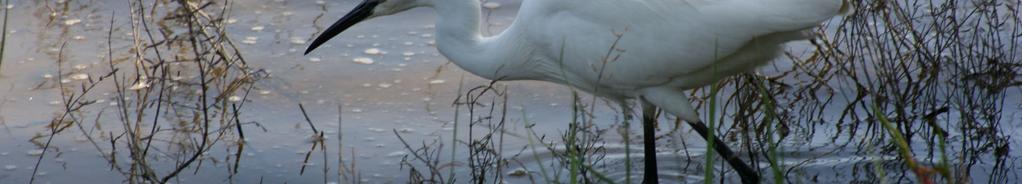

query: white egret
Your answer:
[305,0,850,183]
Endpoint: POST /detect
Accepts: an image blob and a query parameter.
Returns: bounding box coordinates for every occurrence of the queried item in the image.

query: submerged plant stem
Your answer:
[0,0,8,75]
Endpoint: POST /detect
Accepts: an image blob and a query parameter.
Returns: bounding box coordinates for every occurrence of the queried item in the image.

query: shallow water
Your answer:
[1,0,1020,183]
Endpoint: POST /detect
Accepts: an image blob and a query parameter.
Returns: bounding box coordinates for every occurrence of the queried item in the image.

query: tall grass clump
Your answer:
[397,80,622,184]
[688,0,1021,182]
[29,0,259,183]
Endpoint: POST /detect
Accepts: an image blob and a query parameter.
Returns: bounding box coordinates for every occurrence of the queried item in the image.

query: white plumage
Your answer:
[421,0,847,121]
[306,0,849,182]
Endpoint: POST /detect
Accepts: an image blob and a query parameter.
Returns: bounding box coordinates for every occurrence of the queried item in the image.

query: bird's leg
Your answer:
[685,120,760,184]
[640,87,760,184]
[640,101,659,184]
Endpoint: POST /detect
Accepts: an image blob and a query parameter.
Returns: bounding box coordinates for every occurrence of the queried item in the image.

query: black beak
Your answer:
[305,0,381,55]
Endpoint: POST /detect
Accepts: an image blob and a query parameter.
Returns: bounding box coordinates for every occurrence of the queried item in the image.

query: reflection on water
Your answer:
[0,0,1019,183]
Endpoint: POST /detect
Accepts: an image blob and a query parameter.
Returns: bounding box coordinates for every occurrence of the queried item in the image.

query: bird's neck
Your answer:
[430,0,509,80]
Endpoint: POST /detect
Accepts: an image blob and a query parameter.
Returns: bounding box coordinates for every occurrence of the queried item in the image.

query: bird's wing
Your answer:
[515,0,846,88]
[671,0,847,34]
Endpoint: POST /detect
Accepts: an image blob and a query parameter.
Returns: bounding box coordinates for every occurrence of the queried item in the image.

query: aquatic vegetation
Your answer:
[1,0,1018,183]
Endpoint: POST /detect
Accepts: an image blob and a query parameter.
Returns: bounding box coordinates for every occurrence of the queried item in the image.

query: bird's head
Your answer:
[304,0,426,55]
